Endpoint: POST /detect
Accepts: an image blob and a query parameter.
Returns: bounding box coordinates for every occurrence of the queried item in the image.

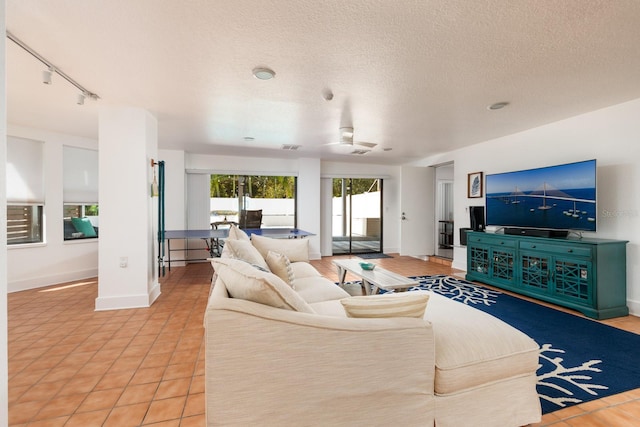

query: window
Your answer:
[7,205,43,244]
[6,136,44,245]
[210,175,297,228]
[63,146,99,240]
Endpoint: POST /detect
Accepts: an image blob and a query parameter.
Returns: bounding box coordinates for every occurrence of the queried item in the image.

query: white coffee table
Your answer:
[333,258,419,295]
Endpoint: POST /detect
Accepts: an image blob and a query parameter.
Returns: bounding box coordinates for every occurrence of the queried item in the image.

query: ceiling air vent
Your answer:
[351,149,370,155]
[281,144,301,150]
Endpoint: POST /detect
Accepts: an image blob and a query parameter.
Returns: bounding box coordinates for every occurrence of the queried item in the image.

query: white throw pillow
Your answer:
[341,293,430,318]
[211,258,314,313]
[250,234,310,262]
[265,251,295,288]
[228,224,250,241]
[224,239,269,271]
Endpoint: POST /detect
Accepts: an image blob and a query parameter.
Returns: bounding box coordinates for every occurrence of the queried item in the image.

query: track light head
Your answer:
[77,93,86,105]
[42,69,52,85]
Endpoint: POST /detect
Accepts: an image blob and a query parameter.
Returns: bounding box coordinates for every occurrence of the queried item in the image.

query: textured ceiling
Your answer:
[6,0,640,165]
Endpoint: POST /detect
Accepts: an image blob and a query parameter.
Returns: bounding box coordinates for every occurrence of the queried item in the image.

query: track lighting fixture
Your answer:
[42,68,52,85]
[7,31,100,104]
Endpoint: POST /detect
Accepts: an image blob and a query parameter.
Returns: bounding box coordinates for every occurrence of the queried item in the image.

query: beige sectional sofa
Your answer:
[204,227,542,426]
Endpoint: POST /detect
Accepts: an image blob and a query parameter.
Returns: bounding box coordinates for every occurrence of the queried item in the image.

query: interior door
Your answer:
[400,166,434,256]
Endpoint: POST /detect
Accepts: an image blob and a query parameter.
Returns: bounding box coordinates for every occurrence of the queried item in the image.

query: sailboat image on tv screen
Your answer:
[510,186,524,204]
[528,182,568,211]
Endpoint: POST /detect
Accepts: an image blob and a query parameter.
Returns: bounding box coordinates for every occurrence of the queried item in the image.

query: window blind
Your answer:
[63,146,99,203]
[6,136,45,204]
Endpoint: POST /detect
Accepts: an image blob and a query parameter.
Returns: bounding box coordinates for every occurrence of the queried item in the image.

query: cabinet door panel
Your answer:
[470,245,489,276]
[491,249,516,284]
[553,258,592,304]
[520,252,551,292]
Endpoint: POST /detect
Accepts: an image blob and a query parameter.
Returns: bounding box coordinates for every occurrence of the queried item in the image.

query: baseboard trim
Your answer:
[8,268,99,293]
[627,298,640,317]
[148,281,162,306]
[95,291,156,311]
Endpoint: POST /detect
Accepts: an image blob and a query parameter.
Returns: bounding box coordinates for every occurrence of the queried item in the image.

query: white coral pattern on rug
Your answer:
[537,343,607,408]
[409,275,501,306]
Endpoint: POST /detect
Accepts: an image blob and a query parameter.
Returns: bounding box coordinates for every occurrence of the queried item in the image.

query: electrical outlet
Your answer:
[119,257,128,268]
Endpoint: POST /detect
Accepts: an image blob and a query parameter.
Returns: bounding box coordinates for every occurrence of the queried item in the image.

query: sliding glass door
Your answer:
[332,178,383,255]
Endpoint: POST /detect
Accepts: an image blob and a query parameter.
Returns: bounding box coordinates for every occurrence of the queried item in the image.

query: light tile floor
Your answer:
[7,254,640,426]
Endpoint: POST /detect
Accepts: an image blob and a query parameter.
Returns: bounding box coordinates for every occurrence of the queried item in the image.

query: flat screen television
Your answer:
[485,159,597,232]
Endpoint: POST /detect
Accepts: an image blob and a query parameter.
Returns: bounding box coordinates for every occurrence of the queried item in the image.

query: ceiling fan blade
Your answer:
[350,148,371,155]
[324,140,352,146]
[354,141,377,149]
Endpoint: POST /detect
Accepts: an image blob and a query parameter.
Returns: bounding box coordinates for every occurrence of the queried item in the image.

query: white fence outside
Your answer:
[210,191,381,234]
[210,197,295,227]
[332,191,381,237]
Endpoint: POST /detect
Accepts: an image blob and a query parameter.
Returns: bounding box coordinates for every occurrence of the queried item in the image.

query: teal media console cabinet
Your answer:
[465,231,628,319]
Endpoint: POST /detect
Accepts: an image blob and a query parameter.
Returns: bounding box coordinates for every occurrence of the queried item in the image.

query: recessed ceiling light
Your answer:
[488,102,509,110]
[252,67,275,80]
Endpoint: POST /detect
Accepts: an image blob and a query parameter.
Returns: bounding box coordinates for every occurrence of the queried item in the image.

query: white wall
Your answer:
[6,125,99,292]
[418,98,640,315]
[297,158,321,258]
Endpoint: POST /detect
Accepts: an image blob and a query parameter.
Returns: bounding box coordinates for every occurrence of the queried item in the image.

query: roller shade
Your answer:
[6,136,44,204]
[63,146,99,203]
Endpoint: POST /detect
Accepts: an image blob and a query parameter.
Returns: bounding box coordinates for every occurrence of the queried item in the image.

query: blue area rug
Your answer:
[378,275,640,414]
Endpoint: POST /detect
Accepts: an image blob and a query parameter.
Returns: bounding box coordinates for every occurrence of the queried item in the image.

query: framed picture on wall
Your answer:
[467,172,483,198]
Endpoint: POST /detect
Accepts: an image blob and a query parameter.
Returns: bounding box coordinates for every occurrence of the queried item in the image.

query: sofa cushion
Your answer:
[341,293,430,318]
[265,251,295,288]
[211,258,314,313]
[228,224,250,241]
[294,276,350,303]
[223,239,270,271]
[424,292,539,395]
[251,234,310,262]
[290,262,323,279]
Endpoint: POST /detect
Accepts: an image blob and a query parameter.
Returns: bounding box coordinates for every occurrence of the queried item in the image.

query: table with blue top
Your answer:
[163,228,314,270]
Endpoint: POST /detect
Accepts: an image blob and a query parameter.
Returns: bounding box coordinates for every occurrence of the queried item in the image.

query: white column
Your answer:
[95,106,160,310]
[320,178,334,256]
[297,158,321,259]
[0,0,9,423]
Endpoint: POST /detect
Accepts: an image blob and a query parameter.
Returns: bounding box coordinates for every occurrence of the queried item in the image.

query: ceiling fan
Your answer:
[326,127,378,152]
